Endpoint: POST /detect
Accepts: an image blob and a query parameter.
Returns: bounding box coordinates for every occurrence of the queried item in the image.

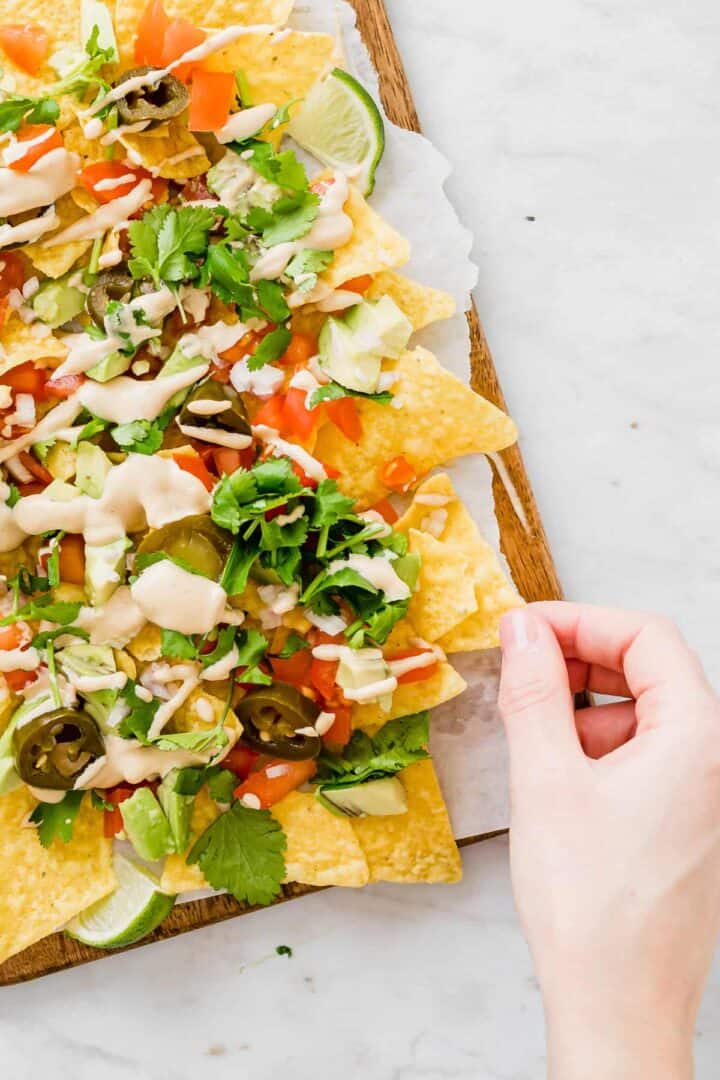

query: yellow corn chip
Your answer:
[273,790,368,887]
[161,787,218,893]
[321,185,411,288]
[0,787,115,964]
[367,271,455,330]
[352,760,461,883]
[0,316,68,374]
[119,120,210,179]
[23,194,94,278]
[127,623,162,661]
[0,0,82,94]
[396,474,524,651]
[407,529,478,641]
[315,347,518,507]
[115,0,296,62]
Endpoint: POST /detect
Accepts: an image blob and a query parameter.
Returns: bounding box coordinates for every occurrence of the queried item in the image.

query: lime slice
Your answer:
[288,68,385,196]
[65,853,176,949]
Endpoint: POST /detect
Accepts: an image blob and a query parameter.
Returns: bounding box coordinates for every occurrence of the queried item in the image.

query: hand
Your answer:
[498,602,720,1080]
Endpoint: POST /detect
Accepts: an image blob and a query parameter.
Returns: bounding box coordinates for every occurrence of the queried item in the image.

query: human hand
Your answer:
[498,602,720,1080]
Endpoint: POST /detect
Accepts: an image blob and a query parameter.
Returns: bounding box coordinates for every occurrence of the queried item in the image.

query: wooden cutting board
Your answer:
[0,0,563,987]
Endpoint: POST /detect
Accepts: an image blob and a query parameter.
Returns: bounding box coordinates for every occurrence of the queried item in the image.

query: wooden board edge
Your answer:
[0,0,562,987]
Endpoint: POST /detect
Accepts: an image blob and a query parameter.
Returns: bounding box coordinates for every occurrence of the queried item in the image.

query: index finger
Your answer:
[530,601,712,720]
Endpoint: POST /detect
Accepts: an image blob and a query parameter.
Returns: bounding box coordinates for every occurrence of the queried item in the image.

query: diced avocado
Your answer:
[45,441,77,482]
[75,441,111,498]
[120,787,176,860]
[319,776,408,818]
[344,296,413,359]
[58,643,116,680]
[81,0,118,59]
[44,478,80,502]
[336,651,390,692]
[32,277,85,329]
[86,350,132,383]
[318,317,382,394]
[53,582,86,604]
[161,346,208,377]
[157,769,194,851]
[84,536,130,606]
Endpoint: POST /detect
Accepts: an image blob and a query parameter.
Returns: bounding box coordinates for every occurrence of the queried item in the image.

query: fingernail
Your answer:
[500,608,538,654]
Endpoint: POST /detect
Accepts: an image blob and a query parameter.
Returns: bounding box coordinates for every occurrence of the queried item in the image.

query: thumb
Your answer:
[498,608,580,782]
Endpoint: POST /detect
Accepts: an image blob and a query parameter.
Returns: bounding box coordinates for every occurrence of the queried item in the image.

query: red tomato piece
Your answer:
[378,454,417,493]
[0,24,49,75]
[388,647,439,685]
[370,497,399,524]
[212,446,254,475]
[0,623,28,651]
[171,450,215,491]
[325,396,361,442]
[18,451,51,485]
[279,332,318,368]
[282,386,323,443]
[322,705,352,748]
[188,69,235,132]
[8,124,62,172]
[253,393,286,430]
[134,0,170,66]
[234,758,317,809]
[269,649,312,688]
[4,669,37,692]
[0,361,46,398]
[0,252,24,298]
[339,274,373,294]
[223,744,260,779]
[161,19,206,81]
[103,784,135,837]
[309,655,339,701]
[45,373,85,399]
[80,162,147,204]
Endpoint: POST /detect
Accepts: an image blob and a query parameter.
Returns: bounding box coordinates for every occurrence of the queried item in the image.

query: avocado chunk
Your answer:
[32,277,85,329]
[318,318,382,394]
[157,769,194,851]
[84,535,130,606]
[45,441,77,482]
[344,296,413,359]
[58,643,116,680]
[320,776,408,817]
[336,651,390,693]
[120,787,176,860]
[75,441,111,498]
[86,350,133,383]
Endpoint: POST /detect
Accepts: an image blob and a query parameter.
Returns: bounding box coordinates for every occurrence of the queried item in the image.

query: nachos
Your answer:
[0,0,521,963]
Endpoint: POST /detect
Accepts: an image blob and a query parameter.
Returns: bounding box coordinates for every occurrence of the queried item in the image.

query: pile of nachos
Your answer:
[0,0,521,964]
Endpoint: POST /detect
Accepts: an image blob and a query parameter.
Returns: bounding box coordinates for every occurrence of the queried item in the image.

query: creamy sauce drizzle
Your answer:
[131,561,228,635]
[0,149,79,217]
[77,362,208,423]
[45,180,152,246]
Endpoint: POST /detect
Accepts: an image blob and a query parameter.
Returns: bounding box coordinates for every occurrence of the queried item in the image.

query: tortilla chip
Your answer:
[0,317,68,375]
[315,347,518,507]
[351,760,461,883]
[351,619,466,733]
[161,786,219,893]
[273,790,368,887]
[406,529,478,641]
[367,271,455,330]
[204,31,337,142]
[23,194,94,278]
[397,474,524,651]
[116,0,295,61]
[120,120,210,179]
[0,787,115,964]
[322,185,411,288]
[127,623,162,661]
[0,0,82,94]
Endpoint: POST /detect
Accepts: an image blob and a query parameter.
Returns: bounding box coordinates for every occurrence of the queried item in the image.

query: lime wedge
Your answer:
[65,853,176,949]
[288,68,385,196]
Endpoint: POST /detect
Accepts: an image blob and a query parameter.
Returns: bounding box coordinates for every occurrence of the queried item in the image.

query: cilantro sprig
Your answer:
[128,204,217,288]
[187,801,286,906]
[0,94,59,133]
[30,791,85,848]
[316,712,429,789]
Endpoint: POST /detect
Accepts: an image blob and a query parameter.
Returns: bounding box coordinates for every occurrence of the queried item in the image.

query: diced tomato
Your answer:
[378,454,417,493]
[0,24,49,76]
[161,19,206,82]
[325,396,361,442]
[339,274,373,295]
[289,460,316,489]
[388,647,439,684]
[309,655,339,702]
[45,373,85,399]
[18,451,51,485]
[181,174,212,202]
[370,497,398,524]
[8,123,62,172]
[0,252,24,298]
[282,386,323,443]
[57,535,86,586]
[188,69,234,132]
[171,450,215,492]
[322,705,352,748]
[321,461,341,480]
[134,0,170,66]
[80,162,148,204]
[0,361,46,398]
[234,758,317,809]
[212,447,253,476]
[269,649,312,688]
[253,393,286,430]
[279,332,318,368]
[4,669,37,692]
[16,481,45,497]
[223,744,260,780]
[0,623,28,651]
[103,784,135,837]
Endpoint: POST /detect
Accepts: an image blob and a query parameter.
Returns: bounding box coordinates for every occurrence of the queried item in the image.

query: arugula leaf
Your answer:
[30,791,85,847]
[247,326,292,371]
[31,625,89,649]
[0,598,81,627]
[128,204,216,287]
[0,94,59,133]
[160,629,199,660]
[273,630,308,659]
[117,681,159,742]
[316,712,429,788]
[308,381,394,409]
[187,802,287,906]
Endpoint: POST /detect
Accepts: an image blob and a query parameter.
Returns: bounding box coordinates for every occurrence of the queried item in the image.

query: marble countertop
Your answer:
[3,1,719,1076]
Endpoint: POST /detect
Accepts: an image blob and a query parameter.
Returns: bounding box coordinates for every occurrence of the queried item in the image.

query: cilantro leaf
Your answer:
[220,537,260,595]
[274,631,308,659]
[202,242,258,311]
[117,681,159,742]
[256,279,290,322]
[261,191,320,246]
[30,791,85,847]
[0,599,81,627]
[160,629,199,660]
[316,712,429,788]
[308,381,393,409]
[155,727,228,753]
[235,628,268,669]
[0,94,59,133]
[211,457,306,533]
[110,405,175,455]
[129,205,216,287]
[247,326,292,371]
[200,625,237,669]
[31,625,89,648]
[233,140,309,193]
[310,479,356,528]
[284,248,333,293]
[187,802,287,906]
[207,767,236,803]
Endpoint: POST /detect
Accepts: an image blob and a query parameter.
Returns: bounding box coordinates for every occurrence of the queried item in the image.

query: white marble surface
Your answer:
[3,1,720,1076]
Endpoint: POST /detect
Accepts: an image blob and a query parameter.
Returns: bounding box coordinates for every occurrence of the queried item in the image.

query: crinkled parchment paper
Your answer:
[287,1,511,839]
